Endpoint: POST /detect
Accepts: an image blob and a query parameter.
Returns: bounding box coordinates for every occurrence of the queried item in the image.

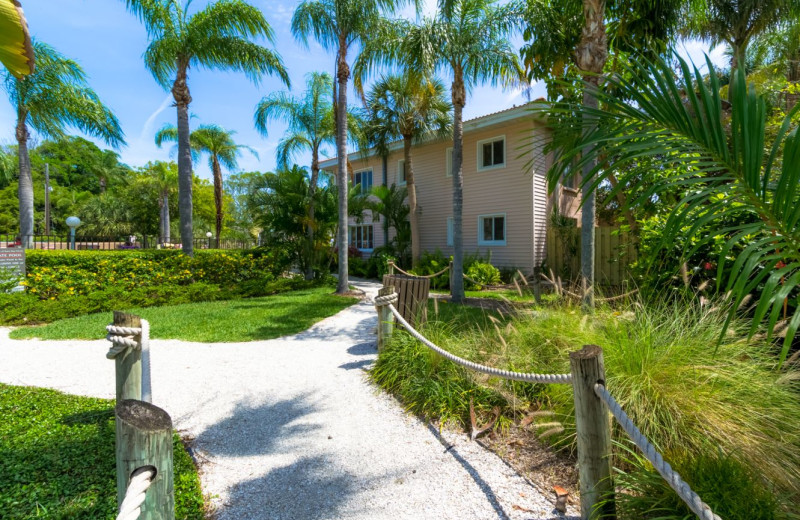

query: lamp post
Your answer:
[66,216,81,250]
[206,231,212,250]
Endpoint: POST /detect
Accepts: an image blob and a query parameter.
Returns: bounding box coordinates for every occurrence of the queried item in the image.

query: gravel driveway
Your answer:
[0,280,578,520]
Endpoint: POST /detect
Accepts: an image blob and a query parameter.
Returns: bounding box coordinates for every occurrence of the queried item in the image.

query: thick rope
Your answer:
[379,300,572,384]
[106,329,140,359]
[116,467,156,520]
[140,319,152,403]
[593,383,722,520]
[388,261,450,279]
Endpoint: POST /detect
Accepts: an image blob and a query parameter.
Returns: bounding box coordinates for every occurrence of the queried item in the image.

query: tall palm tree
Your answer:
[255,71,336,279]
[93,150,127,193]
[156,124,255,242]
[122,0,289,255]
[292,0,406,294]
[361,73,451,267]
[2,41,124,248]
[682,0,797,71]
[356,0,524,302]
[142,160,177,245]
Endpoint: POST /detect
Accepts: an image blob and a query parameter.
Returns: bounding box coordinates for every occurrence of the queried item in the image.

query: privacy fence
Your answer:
[374,277,721,520]
[0,233,252,250]
[546,227,637,286]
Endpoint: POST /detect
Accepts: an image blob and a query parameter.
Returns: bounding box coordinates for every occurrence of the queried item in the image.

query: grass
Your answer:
[0,384,205,519]
[430,287,558,303]
[10,287,358,342]
[372,294,800,508]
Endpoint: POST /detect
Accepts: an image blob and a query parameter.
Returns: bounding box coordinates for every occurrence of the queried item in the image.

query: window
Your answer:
[349,225,374,250]
[477,136,505,171]
[353,169,373,193]
[447,217,454,246]
[445,147,453,177]
[478,214,506,246]
[562,161,579,190]
[397,160,407,185]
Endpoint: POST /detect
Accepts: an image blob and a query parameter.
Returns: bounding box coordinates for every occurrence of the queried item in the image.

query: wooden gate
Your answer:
[382,274,430,327]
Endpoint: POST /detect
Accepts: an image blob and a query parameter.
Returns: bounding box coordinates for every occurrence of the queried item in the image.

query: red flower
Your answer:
[704,262,714,270]
[776,260,787,269]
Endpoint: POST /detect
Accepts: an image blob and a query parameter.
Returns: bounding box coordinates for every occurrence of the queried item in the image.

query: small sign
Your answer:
[0,248,25,278]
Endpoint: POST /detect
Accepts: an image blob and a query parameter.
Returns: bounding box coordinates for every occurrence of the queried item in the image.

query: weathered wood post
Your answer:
[570,345,615,519]
[114,311,142,403]
[375,286,395,352]
[116,399,175,519]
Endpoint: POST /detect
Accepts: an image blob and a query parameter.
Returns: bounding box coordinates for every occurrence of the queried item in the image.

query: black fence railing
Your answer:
[1,234,254,251]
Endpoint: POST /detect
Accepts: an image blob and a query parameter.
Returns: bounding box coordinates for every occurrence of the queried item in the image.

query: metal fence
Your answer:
[0,234,253,251]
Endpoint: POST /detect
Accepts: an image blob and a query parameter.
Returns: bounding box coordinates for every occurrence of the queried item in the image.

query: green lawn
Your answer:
[430,288,557,303]
[11,287,358,342]
[0,384,205,519]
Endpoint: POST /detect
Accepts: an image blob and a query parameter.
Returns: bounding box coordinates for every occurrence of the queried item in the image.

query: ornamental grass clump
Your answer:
[373,294,800,498]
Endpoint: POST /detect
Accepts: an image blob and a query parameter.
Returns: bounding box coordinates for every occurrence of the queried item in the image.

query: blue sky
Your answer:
[1,0,726,181]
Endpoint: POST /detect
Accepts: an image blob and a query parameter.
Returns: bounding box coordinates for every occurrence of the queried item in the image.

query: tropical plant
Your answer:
[681,0,797,71]
[255,71,336,279]
[543,53,800,362]
[156,124,255,241]
[354,0,523,302]
[141,161,178,244]
[92,150,127,193]
[369,184,410,262]
[2,40,124,248]
[359,73,451,267]
[0,147,14,188]
[122,0,289,256]
[292,0,405,293]
[0,0,34,78]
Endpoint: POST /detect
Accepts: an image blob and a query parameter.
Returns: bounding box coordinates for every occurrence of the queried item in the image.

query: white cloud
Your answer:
[139,94,174,142]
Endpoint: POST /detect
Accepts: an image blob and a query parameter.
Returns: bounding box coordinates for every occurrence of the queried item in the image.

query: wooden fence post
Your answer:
[114,311,142,403]
[375,286,395,352]
[570,345,615,519]
[116,399,175,519]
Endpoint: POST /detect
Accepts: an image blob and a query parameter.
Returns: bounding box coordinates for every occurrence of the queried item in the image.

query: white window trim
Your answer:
[353,167,373,193]
[445,147,453,178]
[477,213,507,246]
[476,135,506,172]
[446,217,454,246]
[397,159,407,185]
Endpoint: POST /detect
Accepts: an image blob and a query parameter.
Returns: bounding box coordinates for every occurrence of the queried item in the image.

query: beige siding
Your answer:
[328,107,553,271]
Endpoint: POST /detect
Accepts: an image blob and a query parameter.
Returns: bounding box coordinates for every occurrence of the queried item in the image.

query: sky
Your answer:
[0,0,727,181]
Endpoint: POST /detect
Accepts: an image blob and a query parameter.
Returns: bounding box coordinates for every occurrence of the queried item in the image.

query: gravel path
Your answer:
[0,280,578,520]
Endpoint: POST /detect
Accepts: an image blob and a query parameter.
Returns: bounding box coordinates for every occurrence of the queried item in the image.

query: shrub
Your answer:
[412,250,451,289]
[0,267,21,293]
[464,261,501,290]
[22,249,282,299]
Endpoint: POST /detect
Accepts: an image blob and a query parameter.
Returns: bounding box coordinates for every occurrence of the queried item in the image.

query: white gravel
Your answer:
[0,279,579,519]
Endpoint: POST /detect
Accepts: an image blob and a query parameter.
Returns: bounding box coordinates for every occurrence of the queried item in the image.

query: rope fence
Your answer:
[116,467,156,520]
[374,285,722,520]
[594,384,721,520]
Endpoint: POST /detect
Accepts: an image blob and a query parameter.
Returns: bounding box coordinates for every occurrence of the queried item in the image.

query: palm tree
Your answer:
[544,53,800,364]
[292,0,405,294]
[156,124,256,242]
[142,160,177,245]
[355,0,524,302]
[370,184,411,260]
[255,71,336,279]
[361,73,451,267]
[1,41,124,248]
[93,150,127,193]
[122,0,289,256]
[682,0,797,71]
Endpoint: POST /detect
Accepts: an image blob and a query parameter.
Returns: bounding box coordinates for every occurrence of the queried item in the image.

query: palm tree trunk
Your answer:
[173,63,194,256]
[575,0,607,311]
[16,109,33,249]
[212,155,224,243]
[404,136,421,268]
[335,43,350,294]
[450,72,466,303]
[306,151,319,280]
[160,189,170,245]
